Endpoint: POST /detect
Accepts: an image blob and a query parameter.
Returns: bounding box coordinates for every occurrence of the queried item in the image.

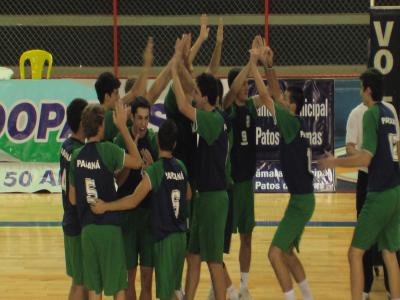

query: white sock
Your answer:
[227,284,235,293]
[362,292,369,300]
[284,289,296,300]
[298,279,313,300]
[240,272,249,289]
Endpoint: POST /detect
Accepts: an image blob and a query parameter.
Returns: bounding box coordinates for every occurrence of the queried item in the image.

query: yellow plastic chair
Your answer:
[19,49,53,79]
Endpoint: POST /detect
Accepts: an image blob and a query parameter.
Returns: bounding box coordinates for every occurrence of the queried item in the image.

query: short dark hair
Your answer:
[360,68,383,102]
[67,98,88,133]
[131,96,151,115]
[81,104,105,138]
[95,72,121,104]
[196,73,218,106]
[227,68,241,88]
[287,86,305,115]
[158,119,177,151]
[125,78,136,93]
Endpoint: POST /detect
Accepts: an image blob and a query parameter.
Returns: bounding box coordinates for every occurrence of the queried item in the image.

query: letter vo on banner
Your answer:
[370,8,400,111]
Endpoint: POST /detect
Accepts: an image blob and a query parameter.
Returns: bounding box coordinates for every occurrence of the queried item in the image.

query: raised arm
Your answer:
[189,14,209,68]
[250,49,275,117]
[223,36,261,109]
[260,45,285,106]
[146,60,172,104]
[206,18,223,76]
[172,38,196,122]
[113,101,143,169]
[121,37,154,105]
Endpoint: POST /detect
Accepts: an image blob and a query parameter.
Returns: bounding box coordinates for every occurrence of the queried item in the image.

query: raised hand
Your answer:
[143,36,154,67]
[251,35,263,50]
[249,35,263,64]
[199,14,210,41]
[250,48,262,66]
[264,47,274,67]
[113,101,129,132]
[171,37,183,74]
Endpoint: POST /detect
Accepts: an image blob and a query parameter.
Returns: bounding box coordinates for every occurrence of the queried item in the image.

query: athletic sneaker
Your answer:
[227,287,240,300]
[239,287,253,300]
[175,289,185,300]
[209,286,240,300]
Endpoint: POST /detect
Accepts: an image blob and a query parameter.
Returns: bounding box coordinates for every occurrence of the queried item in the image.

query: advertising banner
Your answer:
[0,79,334,193]
[0,79,97,162]
[251,79,335,192]
[370,8,400,112]
[0,163,59,193]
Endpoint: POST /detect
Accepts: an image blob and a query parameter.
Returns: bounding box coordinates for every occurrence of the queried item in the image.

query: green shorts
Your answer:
[81,224,128,296]
[64,234,84,285]
[188,190,228,263]
[352,185,400,251]
[232,179,255,234]
[153,232,186,299]
[272,193,315,253]
[122,207,154,269]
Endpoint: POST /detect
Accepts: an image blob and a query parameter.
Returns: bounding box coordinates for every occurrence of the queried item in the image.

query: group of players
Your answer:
[59,15,400,300]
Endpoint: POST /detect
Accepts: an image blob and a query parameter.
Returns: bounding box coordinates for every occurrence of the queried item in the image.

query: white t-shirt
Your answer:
[345,102,400,173]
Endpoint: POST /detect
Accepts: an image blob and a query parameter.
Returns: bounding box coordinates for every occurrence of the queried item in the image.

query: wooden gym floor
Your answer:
[0,192,390,299]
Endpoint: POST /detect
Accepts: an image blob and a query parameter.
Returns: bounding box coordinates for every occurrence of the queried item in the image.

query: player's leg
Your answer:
[69,284,88,300]
[88,291,102,300]
[139,266,153,300]
[209,187,239,300]
[224,263,238,298]
[202,191,228,299]
[184,252,201,300]
[351,187,400,300]
[114,290,126,300]
[356,171,373,299]
[269,194,315,300]
[122,212,138,300]
[127,268,137,300]
[236,180,255,299]
[268,245,293,292]
[382,250,400,299]
[379,186,400,299]
[137,208,154,300]
[284,251,313,300]
[348,246,366,300]
[239,232,252,298]
[185,196,201,300]
[65,234,88,300]
[208,262,226,300]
